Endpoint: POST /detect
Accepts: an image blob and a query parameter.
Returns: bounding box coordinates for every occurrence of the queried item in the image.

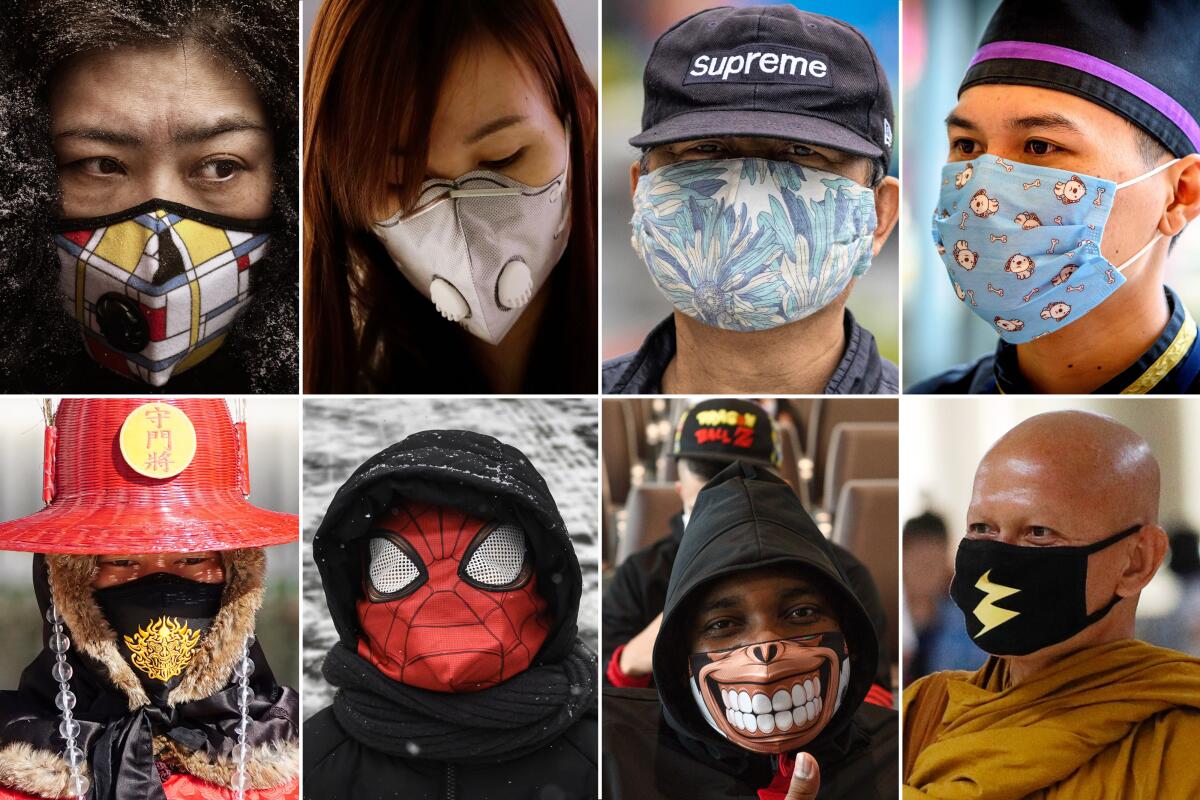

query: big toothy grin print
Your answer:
[689,632,849,753]
[712,659,831,737]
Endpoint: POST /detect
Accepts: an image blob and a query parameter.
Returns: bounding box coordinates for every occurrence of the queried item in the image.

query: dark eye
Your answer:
[967,522,991,536]
[787,144,815,157]
[681,142,728,159]
[460,523,530,589]
[365,535,426,599]
[704,617,735,634]
[787,605,819,621]
[1026,140,1056,156]
[196,159,244,181]
[77,157,125,176]
[951,138,977,156]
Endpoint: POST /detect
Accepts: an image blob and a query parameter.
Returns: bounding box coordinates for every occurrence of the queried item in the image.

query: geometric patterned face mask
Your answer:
[54,199,271,386]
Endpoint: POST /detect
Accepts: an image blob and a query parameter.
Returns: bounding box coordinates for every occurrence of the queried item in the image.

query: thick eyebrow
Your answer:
[944,112,978,132]
[464,114,526,145]
[944,111,1082,135]
[697,588,823,615]
[1006,113,1081,133]
[779,587,823,603]
[52,115,266,147]
[54,128,142,146]
[698,595,742,614]
[171,115,268,144]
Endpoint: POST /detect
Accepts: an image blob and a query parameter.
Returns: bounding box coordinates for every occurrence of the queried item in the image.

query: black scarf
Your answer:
[0,558,299,800]
[323,639,596,764]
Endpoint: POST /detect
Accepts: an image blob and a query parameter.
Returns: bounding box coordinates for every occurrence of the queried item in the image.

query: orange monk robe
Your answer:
[903,639,1200,800]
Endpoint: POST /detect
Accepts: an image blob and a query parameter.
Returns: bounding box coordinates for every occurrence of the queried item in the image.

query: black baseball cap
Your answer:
[631,5,894,173]
[960,0,1200,157]
[672,399,781,470]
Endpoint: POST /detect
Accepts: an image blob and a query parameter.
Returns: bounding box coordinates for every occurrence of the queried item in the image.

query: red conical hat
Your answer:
[0,398,298,553]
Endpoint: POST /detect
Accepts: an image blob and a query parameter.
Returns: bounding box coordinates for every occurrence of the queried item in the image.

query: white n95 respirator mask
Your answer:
[371,137,571,346]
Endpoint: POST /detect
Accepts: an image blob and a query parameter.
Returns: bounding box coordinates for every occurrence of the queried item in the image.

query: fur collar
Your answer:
[0,739,300,799]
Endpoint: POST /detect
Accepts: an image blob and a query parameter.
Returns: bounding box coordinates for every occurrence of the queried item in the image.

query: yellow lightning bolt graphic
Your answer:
[972,570,1021,637]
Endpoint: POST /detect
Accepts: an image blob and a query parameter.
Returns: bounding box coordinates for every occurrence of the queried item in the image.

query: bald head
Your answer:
[971,411,1159,543]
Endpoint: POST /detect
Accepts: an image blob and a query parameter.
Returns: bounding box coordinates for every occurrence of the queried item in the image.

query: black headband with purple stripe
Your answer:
[959,0,1200,159]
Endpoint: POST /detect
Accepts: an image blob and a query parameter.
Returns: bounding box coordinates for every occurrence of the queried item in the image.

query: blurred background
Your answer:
[602,397,900,689]
[0,397,300,691]
[302,398,598,718]
[900,0,1200,385]
[901,397,1200,685]
[302,0,598,79]
[602,0,901,363]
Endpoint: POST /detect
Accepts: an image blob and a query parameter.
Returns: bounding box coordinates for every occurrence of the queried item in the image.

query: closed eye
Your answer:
[480,148,525,170]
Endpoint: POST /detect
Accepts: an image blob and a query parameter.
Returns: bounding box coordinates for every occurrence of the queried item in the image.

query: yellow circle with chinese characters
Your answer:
[119,403,197,479]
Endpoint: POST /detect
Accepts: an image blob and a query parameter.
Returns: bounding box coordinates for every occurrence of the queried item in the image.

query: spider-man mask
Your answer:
[355,499,550,692]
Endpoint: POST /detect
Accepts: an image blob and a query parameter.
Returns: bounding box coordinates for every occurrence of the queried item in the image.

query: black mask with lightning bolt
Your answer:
[949,524,1143,656]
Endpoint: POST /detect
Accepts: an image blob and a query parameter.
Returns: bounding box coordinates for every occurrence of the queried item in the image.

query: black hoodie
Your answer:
[602,463,897,799]
[304,430,598,800]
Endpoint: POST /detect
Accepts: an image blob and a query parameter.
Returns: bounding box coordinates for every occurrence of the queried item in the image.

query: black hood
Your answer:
[0,0,298,392]
[652,462,879,769]
[313,429,582,667]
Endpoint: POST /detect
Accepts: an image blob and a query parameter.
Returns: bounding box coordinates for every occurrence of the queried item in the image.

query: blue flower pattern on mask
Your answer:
[630,158,877,332]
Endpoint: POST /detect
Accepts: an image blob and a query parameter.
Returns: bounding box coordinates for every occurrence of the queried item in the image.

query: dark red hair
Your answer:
[304,0,597,392]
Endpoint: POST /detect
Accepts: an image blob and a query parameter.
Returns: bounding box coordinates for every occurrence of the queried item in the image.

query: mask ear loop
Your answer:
[1111,158,1182,273]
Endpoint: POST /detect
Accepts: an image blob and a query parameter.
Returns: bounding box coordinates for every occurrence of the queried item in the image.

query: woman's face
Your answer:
[91,551,226,589]
[49,42,274,219]
[378,37,568,220]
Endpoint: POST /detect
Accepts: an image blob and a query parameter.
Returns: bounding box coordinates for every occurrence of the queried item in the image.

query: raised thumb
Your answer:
[785,753,821,800]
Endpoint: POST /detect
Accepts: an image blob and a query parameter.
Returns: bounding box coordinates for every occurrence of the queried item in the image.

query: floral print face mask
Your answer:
[630,158,877,332]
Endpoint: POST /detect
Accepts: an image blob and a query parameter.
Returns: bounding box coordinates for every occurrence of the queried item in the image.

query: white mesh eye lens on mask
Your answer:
[366,535,426,599]
[460,523,530,589]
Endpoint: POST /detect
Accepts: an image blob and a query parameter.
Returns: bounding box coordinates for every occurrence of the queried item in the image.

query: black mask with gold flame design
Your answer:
[93,572,225,704]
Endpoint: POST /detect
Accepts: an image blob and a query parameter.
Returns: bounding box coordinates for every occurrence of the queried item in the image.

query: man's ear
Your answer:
[630,159,641,199]
[1161,153,1200,236]
[1116,525,1168,597]
[871,176,900,257]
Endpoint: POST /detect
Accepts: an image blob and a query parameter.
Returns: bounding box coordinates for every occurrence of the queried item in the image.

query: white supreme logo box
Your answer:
[683,44,833,86]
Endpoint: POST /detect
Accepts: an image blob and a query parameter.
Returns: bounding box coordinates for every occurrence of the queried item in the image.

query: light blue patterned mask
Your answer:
[630,158,877,332]
[932,154,1177,344]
